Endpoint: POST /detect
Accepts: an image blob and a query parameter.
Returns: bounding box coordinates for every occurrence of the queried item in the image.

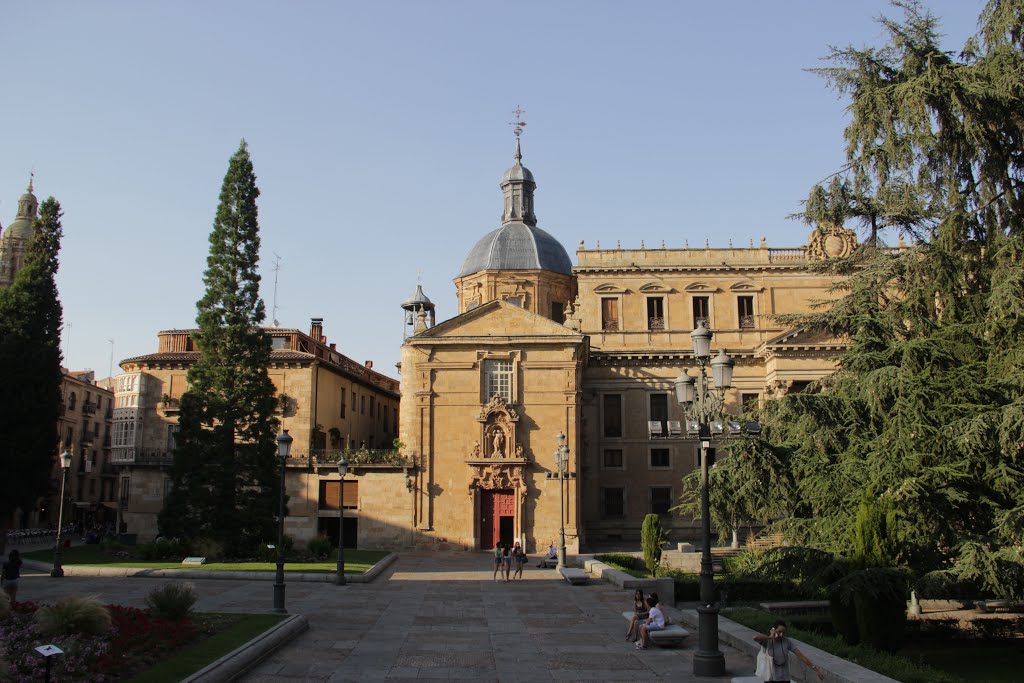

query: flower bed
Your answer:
[1,601,235,681]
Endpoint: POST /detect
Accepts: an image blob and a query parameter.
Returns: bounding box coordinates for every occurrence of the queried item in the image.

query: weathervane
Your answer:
[510,106,527,138]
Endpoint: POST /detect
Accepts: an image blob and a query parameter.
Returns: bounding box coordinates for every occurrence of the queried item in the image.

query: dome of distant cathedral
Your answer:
[4,183,38,241]
[459,221,573,277]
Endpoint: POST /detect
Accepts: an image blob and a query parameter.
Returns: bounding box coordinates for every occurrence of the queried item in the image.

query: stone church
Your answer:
[398,138,857,552]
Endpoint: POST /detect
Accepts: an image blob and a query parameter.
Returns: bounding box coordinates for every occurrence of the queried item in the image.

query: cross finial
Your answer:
[27,170,34,193]
[509,106,527,139]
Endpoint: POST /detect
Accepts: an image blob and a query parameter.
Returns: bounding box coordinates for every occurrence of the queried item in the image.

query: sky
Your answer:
[1,0,985,380]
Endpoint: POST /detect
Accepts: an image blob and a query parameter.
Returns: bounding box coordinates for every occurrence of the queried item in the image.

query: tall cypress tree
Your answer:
[694,1,1024,598]
[159,141,280,556]
[0,198,64,539]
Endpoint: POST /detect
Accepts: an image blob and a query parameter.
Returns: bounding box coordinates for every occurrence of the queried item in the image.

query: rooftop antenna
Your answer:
[271,253,282,327]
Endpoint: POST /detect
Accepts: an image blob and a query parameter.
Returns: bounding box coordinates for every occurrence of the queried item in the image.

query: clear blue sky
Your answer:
[1,1,983,379]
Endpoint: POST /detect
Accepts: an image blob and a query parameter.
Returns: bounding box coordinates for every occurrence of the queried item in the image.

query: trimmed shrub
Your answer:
[145,582,197,620]
[641,514,666,576]
[33,595,112,637]
[306,535,333,560]
[664,570,816,602]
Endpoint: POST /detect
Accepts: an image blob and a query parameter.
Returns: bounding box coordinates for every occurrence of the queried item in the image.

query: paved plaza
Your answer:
[16,551,755,682]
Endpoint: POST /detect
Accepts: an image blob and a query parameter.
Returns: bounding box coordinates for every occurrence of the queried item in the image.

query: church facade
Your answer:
[398,139,856,552]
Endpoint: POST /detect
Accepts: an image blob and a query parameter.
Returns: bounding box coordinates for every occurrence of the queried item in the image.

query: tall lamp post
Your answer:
[272,429,292,613]
[335,456,348,586]
[554,432,569,569]
[50,449,73,578]
[674,322,735,677]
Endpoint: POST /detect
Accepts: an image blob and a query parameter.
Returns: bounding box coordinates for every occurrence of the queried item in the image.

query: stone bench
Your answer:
[559,567,589,585]
[759,600,830,613]
[621,611,690,647]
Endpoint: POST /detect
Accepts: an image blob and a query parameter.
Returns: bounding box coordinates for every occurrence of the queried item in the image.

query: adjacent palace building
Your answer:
[110,139,859,551]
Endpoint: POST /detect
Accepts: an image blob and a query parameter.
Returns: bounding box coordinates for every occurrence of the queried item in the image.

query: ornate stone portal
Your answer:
[467,395,531,548]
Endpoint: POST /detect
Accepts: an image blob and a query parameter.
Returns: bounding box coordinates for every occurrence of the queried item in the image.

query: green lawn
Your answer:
[25,545,389,574]
[127,613,287,683]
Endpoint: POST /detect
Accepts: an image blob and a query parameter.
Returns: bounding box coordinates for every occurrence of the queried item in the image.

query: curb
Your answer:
[676,609,899,683]
[21,552,398,583]
[182,613,309,683]
[577,554,676,605]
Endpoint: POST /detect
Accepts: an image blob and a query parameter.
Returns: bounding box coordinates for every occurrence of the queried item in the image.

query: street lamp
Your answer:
[673,322,736,677]
[50,449,73,578]
[554,431,569,569]
[272,429,292,613]
[335,456,348,586]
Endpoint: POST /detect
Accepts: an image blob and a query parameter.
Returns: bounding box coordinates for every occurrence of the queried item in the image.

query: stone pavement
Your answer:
[16,551,756,682]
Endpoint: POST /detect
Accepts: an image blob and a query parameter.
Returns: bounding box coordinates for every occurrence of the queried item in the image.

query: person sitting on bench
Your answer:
[537,543,557,567]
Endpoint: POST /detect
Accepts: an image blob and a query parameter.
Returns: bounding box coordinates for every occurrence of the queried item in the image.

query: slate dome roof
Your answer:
[459,221,573,277]
[4,185,38,241]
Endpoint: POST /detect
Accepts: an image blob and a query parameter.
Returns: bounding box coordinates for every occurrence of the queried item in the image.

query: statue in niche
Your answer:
[515,443,523,458]
[492,429,505,458]
[471,441,481,458]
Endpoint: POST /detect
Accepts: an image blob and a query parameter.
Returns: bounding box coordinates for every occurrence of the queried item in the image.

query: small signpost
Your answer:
[35,644,64,682]
[181,556,206,565]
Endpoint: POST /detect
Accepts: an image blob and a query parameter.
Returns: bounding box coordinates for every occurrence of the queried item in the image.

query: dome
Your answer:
[501,162,534,184]
[4,182,38,241]
[459,222,573,277]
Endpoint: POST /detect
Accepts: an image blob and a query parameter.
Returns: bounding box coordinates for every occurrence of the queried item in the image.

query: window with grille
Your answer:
[649,393,668,436]
[650,448,670,469]
[651,487,673,514]
[602,449,623,468]
[485,360,513,403]
[647,297,665,330]
[602,487,625,518]
[738,296,755,329]
[603,394,623,437]
[692,296,710,328]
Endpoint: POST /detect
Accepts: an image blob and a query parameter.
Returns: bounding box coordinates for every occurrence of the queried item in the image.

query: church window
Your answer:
[647,297,665,330]
[601,487,625,518]
[692,296,710,328]
[602,394,623,438]
[650,487,673,515]
[485,360,513,403]
[738,296,755,328]
[602,449,623,469]
[551,301,564,322]
[601,298,619,331]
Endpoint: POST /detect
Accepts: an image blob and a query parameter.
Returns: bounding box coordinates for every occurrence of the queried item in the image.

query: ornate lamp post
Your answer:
[554,431,569,569]
[335,456,348,586]
[674,322,735,677]
[272,429,292,613]
[50,449,73,578]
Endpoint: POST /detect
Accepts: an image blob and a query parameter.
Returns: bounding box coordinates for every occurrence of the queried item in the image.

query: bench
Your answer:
[559,567,589,585]
[759,600,830,614]
[621,611,690,647]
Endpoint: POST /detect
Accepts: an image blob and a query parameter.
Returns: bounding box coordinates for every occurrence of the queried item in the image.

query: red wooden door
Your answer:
[480,489,515,549]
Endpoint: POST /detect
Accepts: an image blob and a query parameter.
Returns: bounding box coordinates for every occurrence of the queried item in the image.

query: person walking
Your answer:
[1,549,22,603]
[753,620,825,682]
